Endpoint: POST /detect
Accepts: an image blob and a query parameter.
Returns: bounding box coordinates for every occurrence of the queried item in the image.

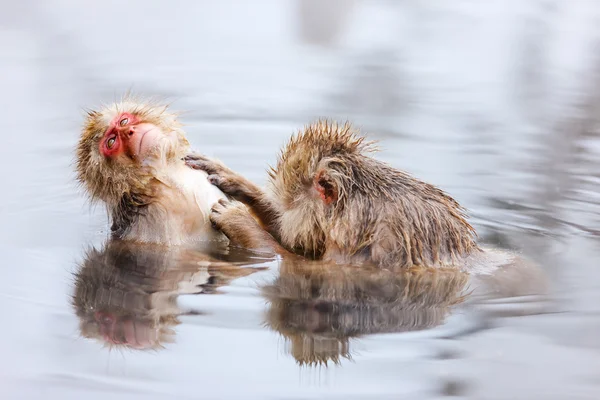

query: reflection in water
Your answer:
[2,1,599,398]
[262,260,469,366]
[71,240,266,350]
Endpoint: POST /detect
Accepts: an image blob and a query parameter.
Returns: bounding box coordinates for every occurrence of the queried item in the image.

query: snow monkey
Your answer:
[185,120,486,270]
[76,96,228,245]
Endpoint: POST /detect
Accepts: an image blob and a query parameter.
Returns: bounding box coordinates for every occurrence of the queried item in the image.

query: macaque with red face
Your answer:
[76,97,229,245]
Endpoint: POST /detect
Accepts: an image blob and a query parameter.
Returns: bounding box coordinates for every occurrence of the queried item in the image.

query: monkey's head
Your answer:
[267,120,377,257]
[269,120,478,266]
[76,97,190,207]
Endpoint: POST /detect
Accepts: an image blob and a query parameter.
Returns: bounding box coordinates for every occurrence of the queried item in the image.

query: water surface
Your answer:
[1,1,600,399]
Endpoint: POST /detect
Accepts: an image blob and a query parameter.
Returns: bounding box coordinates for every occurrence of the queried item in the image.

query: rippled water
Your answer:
[2,1,600,399]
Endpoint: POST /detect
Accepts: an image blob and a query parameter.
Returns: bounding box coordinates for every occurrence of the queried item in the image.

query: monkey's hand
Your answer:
[184,152,232,176]
[187,153,280,237]
[185,153,260,204]
[210,198,287,256]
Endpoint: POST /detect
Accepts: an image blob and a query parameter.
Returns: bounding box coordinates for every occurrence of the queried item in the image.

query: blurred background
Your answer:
[1,0,599,399]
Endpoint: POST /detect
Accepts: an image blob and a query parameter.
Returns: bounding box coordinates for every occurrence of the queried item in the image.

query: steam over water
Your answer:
[1,1,600,399]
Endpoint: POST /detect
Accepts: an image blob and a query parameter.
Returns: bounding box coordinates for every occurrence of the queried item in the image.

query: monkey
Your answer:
[261,258,469,366]
[76,96,232,246]
[71,239,265,350]
[185,120,522,271]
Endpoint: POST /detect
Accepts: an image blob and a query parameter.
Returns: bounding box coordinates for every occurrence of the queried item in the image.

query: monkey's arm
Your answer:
[185,153,281,239]
[209,199,291,257]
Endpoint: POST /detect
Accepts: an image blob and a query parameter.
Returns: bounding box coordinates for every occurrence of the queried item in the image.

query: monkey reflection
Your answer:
[72,240,265,350]
[261,260,469,366]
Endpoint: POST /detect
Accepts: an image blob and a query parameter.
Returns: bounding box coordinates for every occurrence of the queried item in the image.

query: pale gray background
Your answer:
[1,0,599,399]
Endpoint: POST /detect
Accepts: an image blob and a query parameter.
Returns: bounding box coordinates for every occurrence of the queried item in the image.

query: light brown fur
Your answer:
[186,120,481,269]
[76,98,186,206]
[76,96,226,244]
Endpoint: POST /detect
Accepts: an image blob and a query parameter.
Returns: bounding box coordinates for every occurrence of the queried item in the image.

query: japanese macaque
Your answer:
[261,260,469,366]
[185,120,513,271]
[76,96,228,245]
[72,240,265,350]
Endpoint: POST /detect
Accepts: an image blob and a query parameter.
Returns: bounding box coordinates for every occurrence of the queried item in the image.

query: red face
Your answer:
[99,112,165,161]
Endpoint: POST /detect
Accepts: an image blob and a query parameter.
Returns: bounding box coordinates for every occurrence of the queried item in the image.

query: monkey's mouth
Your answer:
[136,127,178,161]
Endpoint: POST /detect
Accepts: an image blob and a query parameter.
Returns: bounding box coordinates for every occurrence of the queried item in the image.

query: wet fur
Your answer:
[76,96,226,244]
[76,97,186,207]
[187,120,480,269]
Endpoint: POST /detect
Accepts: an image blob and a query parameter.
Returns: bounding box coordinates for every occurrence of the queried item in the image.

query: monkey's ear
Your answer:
[314,170,338,205]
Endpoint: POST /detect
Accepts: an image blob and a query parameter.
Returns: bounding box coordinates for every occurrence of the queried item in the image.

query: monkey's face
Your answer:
[268,149,331,258]
[76,99,190,205]
[99,113,172,163]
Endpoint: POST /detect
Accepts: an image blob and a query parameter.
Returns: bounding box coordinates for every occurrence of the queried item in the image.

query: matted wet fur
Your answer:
[262,260,470,366]
[186,120,480,268]
[75,95,226,244]
[76,96,187,207]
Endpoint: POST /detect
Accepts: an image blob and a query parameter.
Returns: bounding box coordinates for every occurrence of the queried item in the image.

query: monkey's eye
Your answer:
[106,136,116,149]
[119,117,129,127]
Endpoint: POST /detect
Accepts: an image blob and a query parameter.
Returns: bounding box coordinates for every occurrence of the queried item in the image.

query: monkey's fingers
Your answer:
[184,152,210,162]
[184,153,229,175]
[185,158,216,174]
[208,175,247,201]
[207,174,224,187]
[209,201,233,230]
[211,198,228,215]
[209,207,221,229]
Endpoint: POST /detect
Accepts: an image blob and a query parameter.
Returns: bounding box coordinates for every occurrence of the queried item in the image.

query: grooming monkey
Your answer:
[76,97,229,245]
[186,120,515,270]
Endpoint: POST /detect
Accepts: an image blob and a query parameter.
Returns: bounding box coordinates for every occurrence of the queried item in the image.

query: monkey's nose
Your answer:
[128,128,135,136]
